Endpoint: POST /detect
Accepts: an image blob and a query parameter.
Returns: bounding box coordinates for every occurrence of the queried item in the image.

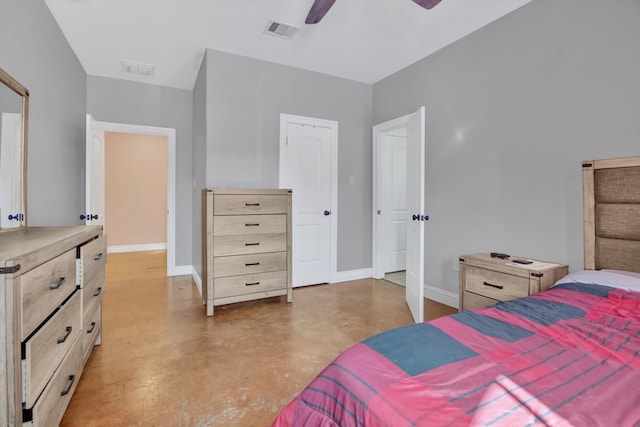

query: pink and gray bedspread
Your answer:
[272,282,640,426]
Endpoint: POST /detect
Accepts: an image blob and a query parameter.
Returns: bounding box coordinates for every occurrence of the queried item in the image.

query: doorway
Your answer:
[372,107,426,323]
[85,116,178,276]
[379,126,408,286]
[279,113,338,287]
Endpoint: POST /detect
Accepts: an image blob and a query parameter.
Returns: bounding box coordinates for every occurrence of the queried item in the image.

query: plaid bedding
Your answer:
[272,283,640,426]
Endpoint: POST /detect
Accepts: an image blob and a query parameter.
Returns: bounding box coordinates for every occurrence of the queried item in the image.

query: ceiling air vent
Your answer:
[121,59,155,76]
[263,20,299,40]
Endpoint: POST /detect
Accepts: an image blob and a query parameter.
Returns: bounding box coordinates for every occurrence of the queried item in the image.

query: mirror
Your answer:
[0,68,28,230]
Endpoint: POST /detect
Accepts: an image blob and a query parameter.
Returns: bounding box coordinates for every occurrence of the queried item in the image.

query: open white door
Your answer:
[405,107,426,323]
[85,114,105,226]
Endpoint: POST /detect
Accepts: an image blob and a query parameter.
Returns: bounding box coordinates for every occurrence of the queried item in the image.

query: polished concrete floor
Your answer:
[61,251,457,426]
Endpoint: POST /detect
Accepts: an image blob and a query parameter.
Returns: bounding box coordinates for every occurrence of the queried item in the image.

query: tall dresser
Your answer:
[0,226,106,426]
[202,188,292,316]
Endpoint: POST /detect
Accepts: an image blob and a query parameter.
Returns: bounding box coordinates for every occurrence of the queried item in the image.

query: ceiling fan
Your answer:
[305,0,442,24]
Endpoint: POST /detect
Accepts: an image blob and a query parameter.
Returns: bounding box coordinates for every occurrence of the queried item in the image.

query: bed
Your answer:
[272,156,640,427]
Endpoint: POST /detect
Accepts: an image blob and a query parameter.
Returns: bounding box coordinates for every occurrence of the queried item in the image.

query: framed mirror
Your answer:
[0,67,28,230]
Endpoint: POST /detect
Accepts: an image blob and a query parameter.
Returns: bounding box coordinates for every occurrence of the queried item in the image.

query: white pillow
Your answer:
[553,269,640,293]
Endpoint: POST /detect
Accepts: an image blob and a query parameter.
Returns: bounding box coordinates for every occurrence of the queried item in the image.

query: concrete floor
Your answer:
[60,251,456,426]
[384,270,406,287]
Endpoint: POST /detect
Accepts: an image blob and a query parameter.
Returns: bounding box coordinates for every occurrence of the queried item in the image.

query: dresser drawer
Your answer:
[213,252,287,278]
[21,248,77,340]
[214,194,288,215]
[213,214,286,236]
[29,328,83,426]
[215,271,287,298]
[465,265,529,301]
[82,274,104,329]
[79,234,107,286]
[214,233,286,257]
[23,290,81,408]
[81,308,101,366]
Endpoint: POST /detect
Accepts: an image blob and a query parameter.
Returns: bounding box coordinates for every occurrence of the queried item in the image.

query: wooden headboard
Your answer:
[583,156,640,273]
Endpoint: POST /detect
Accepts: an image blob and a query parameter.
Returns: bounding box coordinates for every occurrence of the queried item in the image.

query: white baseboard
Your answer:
[191,267,202,296]
[424,284,459,309]
[107,243,167,253]
[333,268,373,283]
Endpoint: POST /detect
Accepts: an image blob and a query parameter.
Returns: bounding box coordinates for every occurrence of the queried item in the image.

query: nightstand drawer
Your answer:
[465,265,529,301]
[462,291,498,311]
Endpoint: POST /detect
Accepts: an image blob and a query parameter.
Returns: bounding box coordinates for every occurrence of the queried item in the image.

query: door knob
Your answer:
[324,210,331,216]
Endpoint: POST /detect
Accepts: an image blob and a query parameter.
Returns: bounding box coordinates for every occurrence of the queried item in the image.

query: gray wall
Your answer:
[0,0,87,226]
[202,49,373,273]
[192,54,207,280]
[373,0,640,296]
[87,76,194,266]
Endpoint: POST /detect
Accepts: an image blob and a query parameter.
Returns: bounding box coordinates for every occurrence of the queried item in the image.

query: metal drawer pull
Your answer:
[246,282,260,286]
[245,242,260,246]
[94,253,103,261]
[483,281,504,290]
[93,287,103,297]
[87,322,96,334]
[245,223,260,227]
[50,277,66,290]
[245,203,260,206]
[57,326,73,344]
[245,262,260,266]
[60,375,75,396]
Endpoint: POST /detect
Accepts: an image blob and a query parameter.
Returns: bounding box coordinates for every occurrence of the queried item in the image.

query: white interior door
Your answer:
[382,132,407,273]
[405,107,426,323]
[282,121,333,287]
[0,113,23,228]
[85,114,105,227]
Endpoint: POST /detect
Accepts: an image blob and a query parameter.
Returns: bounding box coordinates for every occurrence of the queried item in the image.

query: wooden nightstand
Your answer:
[458,253,568,311]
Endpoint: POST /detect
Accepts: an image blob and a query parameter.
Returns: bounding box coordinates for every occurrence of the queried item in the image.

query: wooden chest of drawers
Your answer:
[202,188,292,316]
[459,253,568,311]
[0,226,105,426]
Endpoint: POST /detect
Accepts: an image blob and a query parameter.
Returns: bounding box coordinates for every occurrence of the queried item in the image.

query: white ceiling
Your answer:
[44,0,533,90]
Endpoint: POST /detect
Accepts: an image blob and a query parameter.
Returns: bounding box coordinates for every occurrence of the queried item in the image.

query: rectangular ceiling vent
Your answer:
[263,20,299,40]
[121,59,155,76]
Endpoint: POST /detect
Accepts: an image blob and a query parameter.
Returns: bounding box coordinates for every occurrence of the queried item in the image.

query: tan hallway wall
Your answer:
[105,131,167,247]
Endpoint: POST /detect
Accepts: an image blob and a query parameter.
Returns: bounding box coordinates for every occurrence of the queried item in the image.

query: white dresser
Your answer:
[0,226,106,426]
[202,188,292,316]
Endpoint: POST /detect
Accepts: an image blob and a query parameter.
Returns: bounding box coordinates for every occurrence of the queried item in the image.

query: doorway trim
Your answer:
[372,113,414,279]
[94,120,178,276]
[278,113,338,284]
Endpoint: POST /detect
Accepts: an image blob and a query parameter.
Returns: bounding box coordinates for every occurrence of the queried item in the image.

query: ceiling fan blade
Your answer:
[305,0,337,24]
[412,0,442,10]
